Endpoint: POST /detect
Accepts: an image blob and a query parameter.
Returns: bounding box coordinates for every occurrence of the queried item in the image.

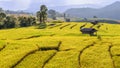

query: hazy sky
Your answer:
[0,0,120,10]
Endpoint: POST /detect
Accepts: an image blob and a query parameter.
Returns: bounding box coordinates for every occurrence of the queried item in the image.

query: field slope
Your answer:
[0,22,120,68]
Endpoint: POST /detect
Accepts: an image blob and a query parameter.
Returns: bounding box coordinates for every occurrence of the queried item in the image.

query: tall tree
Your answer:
[40,5,48,23]
[36,5,48,23]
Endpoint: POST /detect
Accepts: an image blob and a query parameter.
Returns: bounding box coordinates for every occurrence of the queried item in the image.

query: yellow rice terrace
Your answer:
[0,22,120,68]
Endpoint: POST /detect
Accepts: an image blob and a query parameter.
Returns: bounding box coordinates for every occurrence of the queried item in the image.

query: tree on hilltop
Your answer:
[36,5,48,23]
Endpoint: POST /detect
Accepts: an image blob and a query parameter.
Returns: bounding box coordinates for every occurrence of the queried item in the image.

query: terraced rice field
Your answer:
[0,22,120,68]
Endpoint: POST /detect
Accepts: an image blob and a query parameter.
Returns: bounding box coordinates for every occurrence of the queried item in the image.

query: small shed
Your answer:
[65,18,70,22]
[90,21,99,25]
[80,28,97,35]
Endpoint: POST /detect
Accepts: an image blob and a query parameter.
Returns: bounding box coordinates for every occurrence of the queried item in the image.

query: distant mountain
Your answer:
[48,4,102,12]
[26,3,102,13]
[65,1,120,20]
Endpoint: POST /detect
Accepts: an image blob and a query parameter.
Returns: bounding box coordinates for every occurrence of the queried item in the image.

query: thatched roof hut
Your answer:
[91,21,99,25]
[80,28,97,35]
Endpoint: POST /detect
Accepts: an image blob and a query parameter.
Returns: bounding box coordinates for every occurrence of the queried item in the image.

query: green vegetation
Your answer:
[71,18,120,24]
[18,16,36,27]
[0,12,36,29]
[36,5,48,23]
[0,22,120,68]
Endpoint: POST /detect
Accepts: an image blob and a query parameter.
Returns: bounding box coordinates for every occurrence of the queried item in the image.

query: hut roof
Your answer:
[80,28,97,32]
[91,21,99,25]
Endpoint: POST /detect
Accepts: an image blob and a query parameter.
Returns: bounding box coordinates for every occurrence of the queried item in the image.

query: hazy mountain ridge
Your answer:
[65,1,120,20]
[1,1,120,20]
[26,3,102,13]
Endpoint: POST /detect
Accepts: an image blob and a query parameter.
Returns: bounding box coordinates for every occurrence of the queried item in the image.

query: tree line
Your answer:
[0,12,36,29]
[0,5,48,29]
[0,5,49,29]
[0,5,69,29]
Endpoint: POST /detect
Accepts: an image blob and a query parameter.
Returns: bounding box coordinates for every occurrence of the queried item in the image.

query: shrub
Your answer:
[0,22,4,29]
[51,20,63,23]
[97,35,102,40]
[38,23,47,29]
[0,12,6,22]
[18,16,36,27]
[3,16,16,28]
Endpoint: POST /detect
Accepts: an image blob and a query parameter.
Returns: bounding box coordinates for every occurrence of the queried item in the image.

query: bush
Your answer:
[0,22,4,29]
[18,16,36,27]
[0,12,6,22]
[38,23,47,29]
[51,20,63,23]
[3,16,16,28]
[97,35,102,40]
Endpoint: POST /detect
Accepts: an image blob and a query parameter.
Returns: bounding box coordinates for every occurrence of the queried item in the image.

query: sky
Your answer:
[0,0,120,10]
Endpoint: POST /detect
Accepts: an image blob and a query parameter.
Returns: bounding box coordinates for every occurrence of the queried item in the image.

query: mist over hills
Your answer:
[26,4,103,13]
[65,1,120,20]
[0,1,120,20]
[25,1,120,20]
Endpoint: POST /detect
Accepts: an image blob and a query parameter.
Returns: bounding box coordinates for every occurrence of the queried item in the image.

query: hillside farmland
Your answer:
[0,22,120,68]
